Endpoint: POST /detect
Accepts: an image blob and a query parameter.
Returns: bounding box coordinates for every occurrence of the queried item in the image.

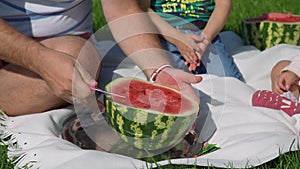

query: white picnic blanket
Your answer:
[2,31,300,169]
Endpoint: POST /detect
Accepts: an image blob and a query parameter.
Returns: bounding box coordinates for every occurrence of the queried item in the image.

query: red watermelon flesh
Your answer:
[108,78,194,115]
[245,13,300,23]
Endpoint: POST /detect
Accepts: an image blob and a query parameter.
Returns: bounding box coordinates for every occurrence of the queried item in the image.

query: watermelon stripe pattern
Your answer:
[242,16,300,50]
[105,97,197,150]
[105,78,199,150]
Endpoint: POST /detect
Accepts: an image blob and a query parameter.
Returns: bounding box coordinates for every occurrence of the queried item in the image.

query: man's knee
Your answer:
[0,64,67,116]
[40,36,87,59]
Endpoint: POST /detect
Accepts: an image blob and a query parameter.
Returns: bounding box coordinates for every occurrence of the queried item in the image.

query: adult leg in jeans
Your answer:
[160,29,244,81]
[196,34,244,81]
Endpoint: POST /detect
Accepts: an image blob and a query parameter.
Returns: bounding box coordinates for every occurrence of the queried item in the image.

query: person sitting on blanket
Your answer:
[60,0,205,158]
[252,52,300,116]
[0,0,202,118]
[0,0,101,116]
[101,0,202,101]
[145,0,244,81]
[0,0,207,159]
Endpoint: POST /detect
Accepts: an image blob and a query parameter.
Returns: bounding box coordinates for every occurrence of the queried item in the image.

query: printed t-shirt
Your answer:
[150,0,215,27]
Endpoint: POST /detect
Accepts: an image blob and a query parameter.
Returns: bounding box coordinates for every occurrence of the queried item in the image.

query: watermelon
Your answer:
[104,77,199,150]
[242,13,300,50]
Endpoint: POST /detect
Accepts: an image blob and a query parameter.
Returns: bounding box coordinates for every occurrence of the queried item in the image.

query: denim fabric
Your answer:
[160,29,244,81]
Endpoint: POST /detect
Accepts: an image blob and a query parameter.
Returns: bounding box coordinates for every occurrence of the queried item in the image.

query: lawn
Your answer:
[90,0,300,168]
[224,0,300,36]
[92,0,300,36]
[1,0,300,169]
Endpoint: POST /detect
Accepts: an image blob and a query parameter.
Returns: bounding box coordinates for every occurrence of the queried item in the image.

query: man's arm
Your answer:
[0,18,46,73]
[101,0,171,77]
[101,0,202,103]
[0,18,96,103]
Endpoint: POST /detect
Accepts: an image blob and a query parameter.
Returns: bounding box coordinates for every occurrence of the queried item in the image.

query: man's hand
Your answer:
[154,67,202,103]
[36,49,97,103]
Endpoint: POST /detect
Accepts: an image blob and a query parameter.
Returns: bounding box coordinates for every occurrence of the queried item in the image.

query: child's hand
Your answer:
[194,33,210,60]
[273,70,300,94]
[172,33,208,71]
[188,34,210,72]
[174,33,200,64]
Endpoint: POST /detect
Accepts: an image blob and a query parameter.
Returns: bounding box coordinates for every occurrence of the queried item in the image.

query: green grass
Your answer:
[1,1,300,169]
[224,0,300,36]
[0,135,19,169]
[0,134,33,169]
[0,112,34,169]
[92,0,300,36]
[92,0,106,32]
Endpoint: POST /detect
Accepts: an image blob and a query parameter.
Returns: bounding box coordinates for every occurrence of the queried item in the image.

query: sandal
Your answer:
[62,112,107,151]
[252,90,300,116]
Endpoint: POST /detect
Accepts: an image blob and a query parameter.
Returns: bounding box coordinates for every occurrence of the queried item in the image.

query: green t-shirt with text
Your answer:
[150,0,215,26]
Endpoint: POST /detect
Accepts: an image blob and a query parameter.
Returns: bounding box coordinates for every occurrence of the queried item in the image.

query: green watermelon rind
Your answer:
[242,19,300,50]
[104,77,199,150]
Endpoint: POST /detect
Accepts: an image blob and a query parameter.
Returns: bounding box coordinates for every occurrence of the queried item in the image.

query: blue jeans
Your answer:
[160,29,244,81]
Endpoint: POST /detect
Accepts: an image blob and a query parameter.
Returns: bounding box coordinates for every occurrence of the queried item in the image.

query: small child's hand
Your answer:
[172,33,209,71]
[174,33,200,64]
[273,70,300,94]
[194,33,210,60]
[187,34,210,72]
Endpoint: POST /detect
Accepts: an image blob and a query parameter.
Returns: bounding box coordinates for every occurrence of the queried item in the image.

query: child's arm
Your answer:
[147,8,203,66]
[273,55,300,94]
[202,0,232,42]
[282,54,300,81]
[278,55,300,92]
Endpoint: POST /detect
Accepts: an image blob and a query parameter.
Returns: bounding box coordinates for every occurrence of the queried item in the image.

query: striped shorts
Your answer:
[0,0,93,38]
[0,0,93,68]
